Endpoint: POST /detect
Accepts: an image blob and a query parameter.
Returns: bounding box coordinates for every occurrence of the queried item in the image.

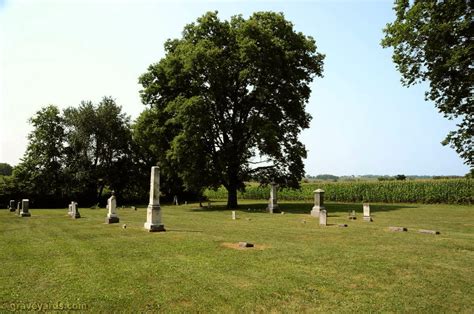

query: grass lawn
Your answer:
[0,201,473,312]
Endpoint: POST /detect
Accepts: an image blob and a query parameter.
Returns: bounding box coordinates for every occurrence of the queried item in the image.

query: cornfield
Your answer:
[204,179,473,204]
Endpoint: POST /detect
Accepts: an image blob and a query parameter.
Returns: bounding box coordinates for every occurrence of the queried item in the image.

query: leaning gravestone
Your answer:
[71,202,80,219]
[9,200,15,212]
[19,199,31,217]
[363,203,373,222]
[105,192,119,224]
[311,189,325,218]
[144,166,165,232]
[267,182,279,213]
[319,209,327,226]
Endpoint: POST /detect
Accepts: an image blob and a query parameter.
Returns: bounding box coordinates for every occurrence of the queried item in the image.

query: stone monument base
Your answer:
[311,206,324,218]
[144,223,166,232]
[363,216,373,222]
[106,216,120,224]
[19,212,31,217]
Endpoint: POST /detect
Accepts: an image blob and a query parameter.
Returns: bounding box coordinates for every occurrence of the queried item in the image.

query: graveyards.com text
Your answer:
[1,302,87,311]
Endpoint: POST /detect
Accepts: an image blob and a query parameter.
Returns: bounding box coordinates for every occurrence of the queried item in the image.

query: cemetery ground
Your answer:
[0,201,473,312]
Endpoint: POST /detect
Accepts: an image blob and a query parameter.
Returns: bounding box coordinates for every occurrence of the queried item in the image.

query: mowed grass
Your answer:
[0,201,473,312]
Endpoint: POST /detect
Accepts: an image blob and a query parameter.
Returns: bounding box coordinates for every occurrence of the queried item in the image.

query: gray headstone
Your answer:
[311,189,325,218]
[9,200,15,212]
[144,166,165,232]
[319,209,327,226]
[16,202,21,215]
[19,199,31,217]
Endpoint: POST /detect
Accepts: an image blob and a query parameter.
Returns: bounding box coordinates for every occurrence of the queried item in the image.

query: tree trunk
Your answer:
[226,185,238,209]
[97,183,105,205]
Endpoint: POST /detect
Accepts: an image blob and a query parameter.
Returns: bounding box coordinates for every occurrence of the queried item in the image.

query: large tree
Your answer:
[139,11,324,208]
[382,0,473,167]
[63,97,133,203]
[13,105,66,201]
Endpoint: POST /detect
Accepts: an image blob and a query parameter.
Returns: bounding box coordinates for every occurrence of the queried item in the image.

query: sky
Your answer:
[0,0,470,176]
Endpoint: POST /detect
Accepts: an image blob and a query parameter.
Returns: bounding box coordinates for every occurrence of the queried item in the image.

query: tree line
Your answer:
[0,98,200,208]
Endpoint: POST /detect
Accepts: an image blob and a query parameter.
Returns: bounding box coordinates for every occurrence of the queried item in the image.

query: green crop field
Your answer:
[1,201,473,312]
[205,179,473,204]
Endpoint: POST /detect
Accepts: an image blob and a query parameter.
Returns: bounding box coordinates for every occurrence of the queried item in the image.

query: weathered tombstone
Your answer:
[363,203,372,222]
[319,209,327,226]
[232,211,236,220]
[173,195,179,206]
[418,229,440,235]
[68,203,73,216]
[267,182,279,213]
[19,199,31,217]
[389,226,407,232]
[71,202,80,219]
[311,189,325,218]
[105,192,119,224]
[9,200,15,212]
[348,209,357,220]
[16,201,21,215]
[144,166,165,232]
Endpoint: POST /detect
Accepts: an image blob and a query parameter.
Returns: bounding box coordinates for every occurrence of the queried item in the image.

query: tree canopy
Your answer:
[382,0,473,168]
[12,98,140,207]
[0,163,13,176]
[139,11,324,208]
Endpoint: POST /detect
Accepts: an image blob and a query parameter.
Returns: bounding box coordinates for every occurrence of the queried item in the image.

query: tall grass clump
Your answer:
[205,179,473,204]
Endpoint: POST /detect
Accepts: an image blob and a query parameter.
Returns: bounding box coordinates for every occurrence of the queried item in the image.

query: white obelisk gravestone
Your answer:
[144,166,165,232]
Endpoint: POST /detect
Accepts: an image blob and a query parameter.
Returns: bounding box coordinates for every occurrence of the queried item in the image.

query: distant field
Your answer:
[205,179,473,204]
[1,201,473,312]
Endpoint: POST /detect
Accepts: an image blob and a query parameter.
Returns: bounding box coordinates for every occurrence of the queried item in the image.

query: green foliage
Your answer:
[395,174,406,181]
[63,97,133,202]
[13,105,66,200]
[205,179,473,204]
[314,174,339,181]
[382,0,473,167]
[139,11,324,207]
[0,163,13,176]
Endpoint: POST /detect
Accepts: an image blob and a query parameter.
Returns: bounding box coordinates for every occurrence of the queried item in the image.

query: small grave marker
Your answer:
[389,226,407,232]
[319,209,327,226]
[418,229,440,235]
[363,203,373,222]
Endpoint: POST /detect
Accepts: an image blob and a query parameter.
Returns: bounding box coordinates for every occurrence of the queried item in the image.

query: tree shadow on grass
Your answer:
[191,202,418,214]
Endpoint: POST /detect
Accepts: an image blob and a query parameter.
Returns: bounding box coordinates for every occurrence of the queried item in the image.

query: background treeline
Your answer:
[305,174,471,182]
[0,98,201,208]
[205,179,473,204]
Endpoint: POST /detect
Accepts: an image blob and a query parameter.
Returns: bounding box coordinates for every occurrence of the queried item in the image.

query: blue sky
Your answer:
[0,0,469,176]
